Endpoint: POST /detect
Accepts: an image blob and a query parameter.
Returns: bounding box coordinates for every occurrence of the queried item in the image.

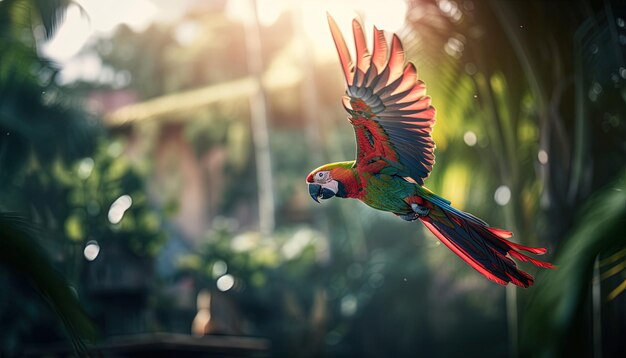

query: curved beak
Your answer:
[308,183,336,203]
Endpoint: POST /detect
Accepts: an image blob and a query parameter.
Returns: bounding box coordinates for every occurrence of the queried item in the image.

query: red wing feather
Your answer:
[327,15,436,185]
[352,19,371,83]
[327,14,354,85]
[371,26,387,73]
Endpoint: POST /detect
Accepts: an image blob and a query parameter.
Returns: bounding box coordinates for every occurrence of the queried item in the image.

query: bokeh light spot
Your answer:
[444,36,465,58]
[107,141,124,157]
[84,240,100,261]
[216,274,235,292]
[494,185,511,206]
[464,62,477,75]
[538,149,549,164]
[340,295,358,316]
[463,131,477,146]
[212,260,228,278]
[107,194,132,224]
[77,157,94,179]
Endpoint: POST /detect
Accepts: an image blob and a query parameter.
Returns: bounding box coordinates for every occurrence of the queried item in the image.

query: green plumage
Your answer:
[361,173,419,214]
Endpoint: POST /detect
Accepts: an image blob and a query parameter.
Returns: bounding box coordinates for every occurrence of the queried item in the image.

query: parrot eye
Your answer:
[315,171,330,183]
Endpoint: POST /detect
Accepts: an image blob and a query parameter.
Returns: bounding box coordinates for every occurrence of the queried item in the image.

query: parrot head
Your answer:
[306,161,354,203]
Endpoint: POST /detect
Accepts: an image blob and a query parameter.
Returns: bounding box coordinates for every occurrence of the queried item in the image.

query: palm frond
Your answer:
[32,0,72,39]
[522,169,626,355]
[0,212,96,354]
[600,247,626,300]
[608,279,626,301]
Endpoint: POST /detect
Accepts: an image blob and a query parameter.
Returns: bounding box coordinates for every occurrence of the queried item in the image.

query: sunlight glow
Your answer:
[174,21,200,46]
[225,0,408,63]
[40,5,91,62]
[298,0,408,62]
[56,53,104,84]
[225,0,255,24]
[41,0,158,63]
[257,0,290,27]
[440,164,469,209]
[231,0,408,34]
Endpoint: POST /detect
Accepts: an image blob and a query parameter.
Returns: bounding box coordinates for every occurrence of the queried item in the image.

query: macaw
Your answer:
[306,16,554,287]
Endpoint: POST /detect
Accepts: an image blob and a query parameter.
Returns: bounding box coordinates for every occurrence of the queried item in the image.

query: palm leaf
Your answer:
[522,170,626,355]
[0,0,74,40]
[32,0,72,39]
[599,247,626,300]
[0,212,96,354]
[607,279,626,301]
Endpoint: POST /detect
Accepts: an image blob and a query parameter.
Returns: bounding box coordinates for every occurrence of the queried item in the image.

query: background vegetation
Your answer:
[0,0,624,357]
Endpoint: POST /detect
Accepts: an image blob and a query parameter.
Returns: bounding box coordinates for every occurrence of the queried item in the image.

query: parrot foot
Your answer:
[411,203,430,216]
[399,213,420,221]
[398,204,430,221]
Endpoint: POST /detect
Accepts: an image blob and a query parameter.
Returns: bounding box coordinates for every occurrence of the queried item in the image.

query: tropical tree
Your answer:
[0,0,98,354]
[404,0,626,356]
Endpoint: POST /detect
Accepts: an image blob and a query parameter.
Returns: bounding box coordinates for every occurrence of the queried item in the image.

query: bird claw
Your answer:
[399,213,420,221]
[399,204,430,221]
[411,203,430,216]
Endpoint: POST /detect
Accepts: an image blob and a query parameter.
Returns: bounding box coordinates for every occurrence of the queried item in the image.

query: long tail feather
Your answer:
[420,207,554,288]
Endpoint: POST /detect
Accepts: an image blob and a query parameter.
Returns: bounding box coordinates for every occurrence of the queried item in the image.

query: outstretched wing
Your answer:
[328,15,436,185]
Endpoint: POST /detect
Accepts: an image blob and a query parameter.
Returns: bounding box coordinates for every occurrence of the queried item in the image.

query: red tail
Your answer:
[420,209,553,287]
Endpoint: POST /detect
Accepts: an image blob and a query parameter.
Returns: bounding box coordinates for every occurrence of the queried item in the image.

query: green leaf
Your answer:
[0,212,96,354]
[523,170,626,354]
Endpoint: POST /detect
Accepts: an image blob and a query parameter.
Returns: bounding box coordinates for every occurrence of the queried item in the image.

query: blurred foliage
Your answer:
[0,135,170,348]
[523,169,626,357]
[404,1,624,285]
[1,0,625,357]
[0,0,169,354]
[404,1,626,357]
[174,208,508,357]
[57,140,167,257]
[92,12,249,99]
[176,221,330,356]
[0,213,96,355]
[0,0,97,354]
[0,0,96,185]
[177,223,325,293]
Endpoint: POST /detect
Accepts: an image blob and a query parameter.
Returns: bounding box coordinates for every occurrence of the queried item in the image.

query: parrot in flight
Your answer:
[306,16,553,287]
